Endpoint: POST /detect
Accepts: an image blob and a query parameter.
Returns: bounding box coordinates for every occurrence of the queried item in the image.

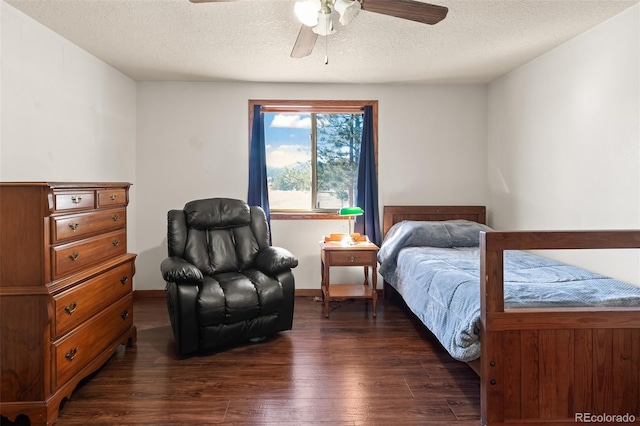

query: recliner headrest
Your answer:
[184,198,251,230]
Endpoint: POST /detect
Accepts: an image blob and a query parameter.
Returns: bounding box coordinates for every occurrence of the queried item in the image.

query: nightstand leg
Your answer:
[372,264,378,318]
[320,258,324,304]
[322,260,330,318]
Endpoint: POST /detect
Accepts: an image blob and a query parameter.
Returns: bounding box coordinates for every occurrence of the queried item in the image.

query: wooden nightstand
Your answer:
[319,240,380,318]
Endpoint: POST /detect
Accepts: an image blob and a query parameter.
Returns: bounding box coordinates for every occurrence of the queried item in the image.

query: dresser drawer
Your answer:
[51,208,126,244]
[97,188,127,208]
[53,260,134,337]
[53,293,133,388]
[52,230,127,279]
[53,190,95,212]
[329,250,377,266]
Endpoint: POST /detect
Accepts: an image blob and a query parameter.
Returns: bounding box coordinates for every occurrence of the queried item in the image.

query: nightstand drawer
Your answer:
[329,250,376,266]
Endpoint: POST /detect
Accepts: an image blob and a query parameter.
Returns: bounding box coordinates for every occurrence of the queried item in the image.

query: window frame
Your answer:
[249,99,378,220]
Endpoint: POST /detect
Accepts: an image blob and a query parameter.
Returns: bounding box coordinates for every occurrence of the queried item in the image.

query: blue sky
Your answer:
[265,113,311,168]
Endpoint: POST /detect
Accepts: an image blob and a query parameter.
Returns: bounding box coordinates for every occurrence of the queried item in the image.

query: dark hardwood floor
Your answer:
[4,296,481,425]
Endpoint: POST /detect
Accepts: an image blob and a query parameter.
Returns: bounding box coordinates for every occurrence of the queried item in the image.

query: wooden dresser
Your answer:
[0,182,137,425]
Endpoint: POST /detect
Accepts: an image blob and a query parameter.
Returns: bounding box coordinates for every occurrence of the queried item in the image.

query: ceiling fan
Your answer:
[188,0,448,59]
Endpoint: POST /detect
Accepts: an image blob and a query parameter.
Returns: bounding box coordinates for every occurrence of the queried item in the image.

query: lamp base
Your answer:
[341,235,357,246]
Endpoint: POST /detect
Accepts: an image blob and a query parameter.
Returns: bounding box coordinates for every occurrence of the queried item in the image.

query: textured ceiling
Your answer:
[5,0,639,84]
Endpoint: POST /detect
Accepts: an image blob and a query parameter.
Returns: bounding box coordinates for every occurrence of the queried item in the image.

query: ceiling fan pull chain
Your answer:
[324,16,329,65]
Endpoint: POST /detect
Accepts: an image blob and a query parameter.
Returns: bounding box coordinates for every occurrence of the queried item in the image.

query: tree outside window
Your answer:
[317,113,362,209]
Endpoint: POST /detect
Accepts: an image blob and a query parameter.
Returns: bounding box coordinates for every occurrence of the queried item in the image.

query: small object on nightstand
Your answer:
[324,233,368,244]
[319,239,379,318]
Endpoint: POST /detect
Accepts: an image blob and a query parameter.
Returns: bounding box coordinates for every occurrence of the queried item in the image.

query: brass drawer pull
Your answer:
[110,194,118,201]
[120,275,129,285]
[112,240,120,247]
[349,255,356,263]
[68,252,79,261]
[68,223,79,231]
[112,214,120,222]
[121,310,129,319]
[65,347,78,361]
[71,196,82,204]
[64,301,78,315]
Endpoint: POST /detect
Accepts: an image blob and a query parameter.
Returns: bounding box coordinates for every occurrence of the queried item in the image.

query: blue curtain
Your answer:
[247,104,271,241]
[354,105,381,246]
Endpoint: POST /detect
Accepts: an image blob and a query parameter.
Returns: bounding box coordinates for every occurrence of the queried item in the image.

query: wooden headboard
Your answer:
[382,205,487,237]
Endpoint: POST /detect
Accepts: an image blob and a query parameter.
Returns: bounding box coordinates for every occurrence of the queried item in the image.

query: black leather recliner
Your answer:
[161,198,298,355]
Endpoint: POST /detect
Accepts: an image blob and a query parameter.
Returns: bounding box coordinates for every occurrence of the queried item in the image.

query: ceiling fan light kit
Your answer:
[290,0,448,58]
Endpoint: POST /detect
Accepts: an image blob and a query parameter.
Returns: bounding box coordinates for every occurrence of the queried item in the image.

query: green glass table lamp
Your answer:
[338,206,364,245]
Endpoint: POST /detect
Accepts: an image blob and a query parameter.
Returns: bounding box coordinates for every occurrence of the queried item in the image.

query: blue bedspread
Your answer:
[378,221,640,362]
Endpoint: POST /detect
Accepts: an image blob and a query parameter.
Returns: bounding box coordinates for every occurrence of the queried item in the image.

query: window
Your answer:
[266,111,362,211]
[249,100,378,216]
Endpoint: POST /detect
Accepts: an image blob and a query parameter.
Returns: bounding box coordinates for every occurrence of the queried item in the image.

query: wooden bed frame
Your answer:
[382,206,640,426]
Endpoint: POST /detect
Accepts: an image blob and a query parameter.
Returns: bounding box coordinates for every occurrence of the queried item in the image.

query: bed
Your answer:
[380,206,640,426]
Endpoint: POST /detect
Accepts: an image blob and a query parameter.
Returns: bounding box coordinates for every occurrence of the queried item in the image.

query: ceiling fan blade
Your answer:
[360,0,448,25]
[291,25,318,58]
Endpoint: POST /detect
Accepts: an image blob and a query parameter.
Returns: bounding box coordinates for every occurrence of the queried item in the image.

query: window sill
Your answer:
[271,212,347,220]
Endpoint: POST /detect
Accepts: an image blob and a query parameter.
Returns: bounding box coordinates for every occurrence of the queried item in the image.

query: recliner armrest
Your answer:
[161,257,204,283]
[255,247,299,275]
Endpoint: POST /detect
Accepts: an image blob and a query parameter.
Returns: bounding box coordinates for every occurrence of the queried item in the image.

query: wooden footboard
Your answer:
[480,230,640,425]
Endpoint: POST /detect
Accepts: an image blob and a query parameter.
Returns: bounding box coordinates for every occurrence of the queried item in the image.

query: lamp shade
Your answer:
[338,206,363,216]
[334,0,361,26]
[294,0,321,27]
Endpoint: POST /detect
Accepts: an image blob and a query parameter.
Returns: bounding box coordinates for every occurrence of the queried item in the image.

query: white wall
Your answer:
[488,4,640,284]
[136,82,488,290]
[0,2,138,250]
